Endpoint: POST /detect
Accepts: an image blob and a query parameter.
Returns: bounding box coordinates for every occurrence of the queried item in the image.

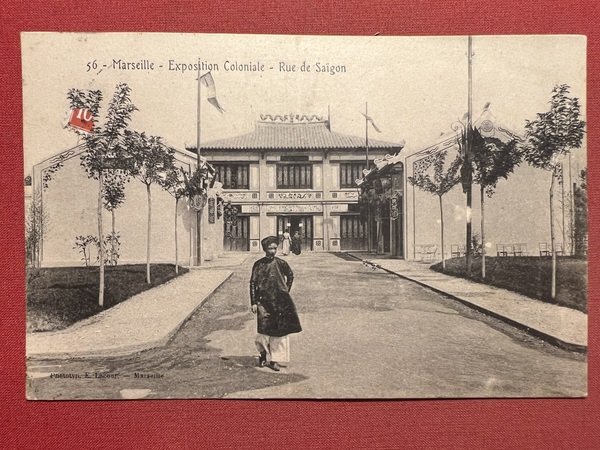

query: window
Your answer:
[277,164,313,189]
[340,162,367,188]
[213,164,249,189]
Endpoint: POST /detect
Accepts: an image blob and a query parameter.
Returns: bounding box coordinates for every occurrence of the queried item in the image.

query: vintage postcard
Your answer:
[23,32,587,399]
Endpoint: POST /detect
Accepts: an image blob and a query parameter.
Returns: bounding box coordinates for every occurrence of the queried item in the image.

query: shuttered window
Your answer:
[340,162,366,188]
[277,164,312,189]
[213,164,249,189]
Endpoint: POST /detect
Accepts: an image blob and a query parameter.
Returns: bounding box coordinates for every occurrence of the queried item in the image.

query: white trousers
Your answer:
[255,333,290,363]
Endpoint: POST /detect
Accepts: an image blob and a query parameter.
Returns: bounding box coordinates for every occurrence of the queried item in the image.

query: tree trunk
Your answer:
[439,195,445,271]
[146,183,152,284]
[31,196,37,268]
[175,197,179,275]
[561,162,567,256]
[550,172,556,300]
[376,219,384,254]
[111,209,116,265]
[568,153,574,255]
[367,209,372,253]
[466,186,473,277]
[98,173,105,307]
[481,184,486,279]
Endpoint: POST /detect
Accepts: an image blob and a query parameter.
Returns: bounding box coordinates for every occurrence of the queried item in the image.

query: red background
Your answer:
[1,1,598,448]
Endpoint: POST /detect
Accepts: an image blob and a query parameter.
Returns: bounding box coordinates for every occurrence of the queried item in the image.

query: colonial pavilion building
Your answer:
[29,106,561,267]
[191,114,405,254]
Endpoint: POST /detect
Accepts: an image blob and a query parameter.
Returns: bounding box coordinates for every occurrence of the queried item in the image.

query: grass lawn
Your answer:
[27,264,189,333]
[431,256,587,313]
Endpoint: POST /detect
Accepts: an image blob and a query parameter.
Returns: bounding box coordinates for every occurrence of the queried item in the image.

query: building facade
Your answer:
[27,145,224,267]
[193,114,405,253]
[360,105,582,261]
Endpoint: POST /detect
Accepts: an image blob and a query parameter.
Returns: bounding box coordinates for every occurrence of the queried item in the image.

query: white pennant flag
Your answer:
[360,112,381,133]
[200,72,225,113]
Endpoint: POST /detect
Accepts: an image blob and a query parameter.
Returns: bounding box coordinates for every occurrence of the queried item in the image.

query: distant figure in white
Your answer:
[282,230,291,256]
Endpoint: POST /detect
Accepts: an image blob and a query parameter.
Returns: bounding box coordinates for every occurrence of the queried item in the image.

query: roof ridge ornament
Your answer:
[259,113,324,123]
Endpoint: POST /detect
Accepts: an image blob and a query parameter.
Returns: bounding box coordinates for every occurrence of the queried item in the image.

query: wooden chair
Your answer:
[539,242,550,256]
[450,244,461,258]
[415,245,424,261]
[423,245,438,262]
[554,242,564,256]
[512,243,527,256]
[496,244,508,257]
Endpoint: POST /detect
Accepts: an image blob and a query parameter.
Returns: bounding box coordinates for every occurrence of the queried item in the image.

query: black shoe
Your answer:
[258,351,267,367]
[268,361,281,372]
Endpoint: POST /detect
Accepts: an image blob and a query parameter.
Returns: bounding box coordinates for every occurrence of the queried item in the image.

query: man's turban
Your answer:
[261,236,279,251]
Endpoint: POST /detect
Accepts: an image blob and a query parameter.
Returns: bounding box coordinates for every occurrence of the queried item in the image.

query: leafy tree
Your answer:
[164,163,215,273]
[522,84,585,299]
[472,136,522,278]
[408,150,461,270]
[164,167,191,274]
[102,170,129,263]
[127,131,176,283]
[455,124,485,277]
[67,83,137,306]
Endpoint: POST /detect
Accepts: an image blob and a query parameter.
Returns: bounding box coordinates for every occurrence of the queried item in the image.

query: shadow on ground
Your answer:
[27,266,308,400]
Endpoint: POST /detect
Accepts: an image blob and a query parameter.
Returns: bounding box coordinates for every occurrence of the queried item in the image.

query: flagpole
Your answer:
[196,60,204,266]
[365,102,369,170]
[465,35,473,277]
[365,102,372,252]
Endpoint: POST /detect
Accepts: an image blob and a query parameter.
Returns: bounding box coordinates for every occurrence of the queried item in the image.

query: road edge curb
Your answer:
[345,253,587,354]
[26,271,234,361]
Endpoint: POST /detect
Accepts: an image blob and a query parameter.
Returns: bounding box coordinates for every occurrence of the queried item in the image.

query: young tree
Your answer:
[164,163,214,274]
[574,168,588,258]
[455,124,485,277]
[522,84,585,300]
[472,136,522,278]
[25,188,48,268]
[164,167,190,274]
[67,83,137,306]
[408,150,461,270]
[127,131,176,283]
[102,170,129,264]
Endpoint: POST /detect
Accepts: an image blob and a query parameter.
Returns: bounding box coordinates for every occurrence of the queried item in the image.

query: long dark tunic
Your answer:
[291,236,302,255]
[250,256,302,337]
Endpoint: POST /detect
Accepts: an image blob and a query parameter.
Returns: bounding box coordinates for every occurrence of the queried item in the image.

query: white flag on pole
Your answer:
[360,112,381,132]
[200,72,225,113]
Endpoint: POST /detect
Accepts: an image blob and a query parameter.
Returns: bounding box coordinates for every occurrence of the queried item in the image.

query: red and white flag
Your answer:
[200,72,225,113]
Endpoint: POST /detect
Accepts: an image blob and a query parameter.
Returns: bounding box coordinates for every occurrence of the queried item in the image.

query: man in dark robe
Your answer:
[250,236,302,371]
[291,230,302,255]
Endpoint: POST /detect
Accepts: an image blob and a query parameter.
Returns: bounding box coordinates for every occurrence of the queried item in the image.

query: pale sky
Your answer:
[22,33,587,173]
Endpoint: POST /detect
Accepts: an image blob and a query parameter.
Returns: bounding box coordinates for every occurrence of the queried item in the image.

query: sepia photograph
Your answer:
[23,32,587,399]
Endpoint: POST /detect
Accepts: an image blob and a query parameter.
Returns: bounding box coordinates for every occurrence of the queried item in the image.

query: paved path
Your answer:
[27,253,586,399]
[26,256,246,358]
[347,254,587,352]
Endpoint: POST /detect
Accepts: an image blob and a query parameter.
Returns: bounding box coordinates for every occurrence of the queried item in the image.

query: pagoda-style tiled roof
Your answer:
[192,115,404,152]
